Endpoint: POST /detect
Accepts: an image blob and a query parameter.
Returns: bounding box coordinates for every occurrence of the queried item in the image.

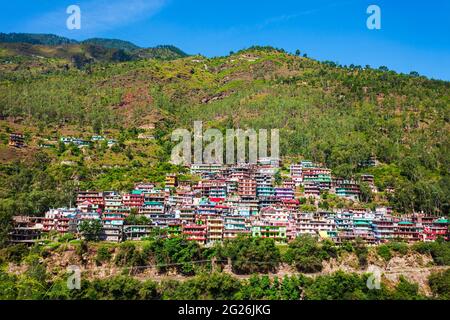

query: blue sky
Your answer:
[1,0,449,80]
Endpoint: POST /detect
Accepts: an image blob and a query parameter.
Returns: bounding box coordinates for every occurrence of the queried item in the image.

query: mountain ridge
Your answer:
[0,32,188,61]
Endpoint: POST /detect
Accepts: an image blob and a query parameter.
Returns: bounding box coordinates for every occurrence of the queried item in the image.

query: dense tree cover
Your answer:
[113,241,150,268]
[1,238,449,300]
[305,272,424,300]
[0,153,78,217]
[283,235,336,273]
[220,235,281,274]
[100,237,208,275]
[0,269,441,300]
[412,238,450,266]
[428,269,450,300]
[149,237,206,275]
[0,33,77,46]
[376,241,409,261]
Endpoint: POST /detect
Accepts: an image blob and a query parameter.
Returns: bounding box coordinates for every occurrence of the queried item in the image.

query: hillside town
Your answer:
[9,159,449,245]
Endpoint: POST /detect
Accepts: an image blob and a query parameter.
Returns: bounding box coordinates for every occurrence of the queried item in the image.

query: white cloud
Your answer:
[25,0,168,37]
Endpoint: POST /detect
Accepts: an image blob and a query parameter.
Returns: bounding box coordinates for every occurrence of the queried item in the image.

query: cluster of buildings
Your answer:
[60,135,117,148]
[6,132,118,149]
[9,160,449,245]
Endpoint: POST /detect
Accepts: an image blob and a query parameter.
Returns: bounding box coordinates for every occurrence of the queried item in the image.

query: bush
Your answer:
[114,242,148,267]
[428,269,450,300]
[304,271,369,300]
[222,235,281,274]
[150,237,203,275]
[377,245,392,261]
[24,254,47,283]
[236,274,310,300]
[58,233,76,243]
[75,240,89,265]
[388,241,409,255]
[139,279,161,300]
[391,276,424,300]
[354,238,369,269]
[412,240,450,266]
[0,244,29,264]
[284,235,331,273]
[160,272,242,300]
[95,245,112,266]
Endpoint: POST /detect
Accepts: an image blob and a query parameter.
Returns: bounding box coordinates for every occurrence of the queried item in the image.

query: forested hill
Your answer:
[0,40,449,217]
[0,33,77,46]
[81,38,140,51]
[0,33,188,63]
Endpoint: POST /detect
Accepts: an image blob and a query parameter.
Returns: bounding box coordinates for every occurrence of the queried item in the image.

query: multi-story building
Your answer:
[42,209,71,234]
[77,191,104,208]
[394,221,420,242]
[223,215,250,239]
[353,213,375,243]
[303,182,320,198]
[102,224,123,242]
[182,223,207,244]
[104,192,123,212]
[302,168,332,190]
[139,201,165,217]
[333,179,361,201]
[251,207,289,242]
[167,222,182,238]
[371,218,395,242]
[134,183,155,192]
[238,178,257,198]
[252,223,287,242]
[274,187,294,200]
[209,180,228,199]
[9,216,43,244]
[256,174,275,198]
[206,215,223,243]
[290,163,303,184]
[9,133,25,148]
[165,174,178,189]
[123,225,152,241]
[122,192,144,208]
[296,212,336,237]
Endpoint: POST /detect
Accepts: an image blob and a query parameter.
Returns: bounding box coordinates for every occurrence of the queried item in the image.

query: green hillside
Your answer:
[82,38,140,51]
[0,42,448,217]
[0,32,77,46]
[0,33,187,64]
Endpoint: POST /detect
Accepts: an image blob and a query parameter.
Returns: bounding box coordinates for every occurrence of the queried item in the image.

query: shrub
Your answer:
[95,245,112,265]
[388,241,409,255]
[24,254,47,283]
[391,276,424,300]
[58,233,76,243]
[428,269,450,300]
[412,240,450,266]
[223,235,281,274]
[114,242,148,268]
[377,245,392,261]
[284,235,330,273]
[150,237,203,275]
[353,238,368,269]
[0,244,29,264]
